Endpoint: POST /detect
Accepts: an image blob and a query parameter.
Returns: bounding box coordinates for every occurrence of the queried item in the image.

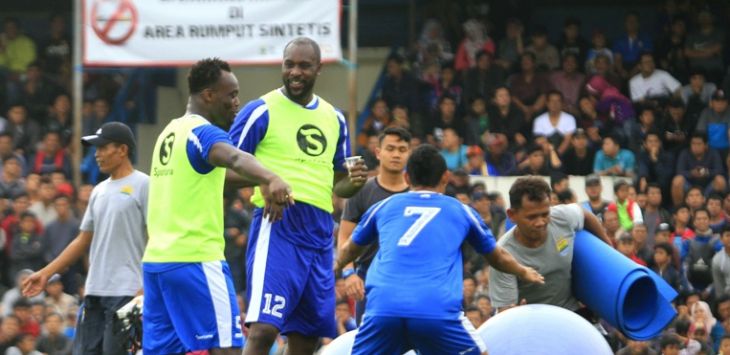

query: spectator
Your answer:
[12,298,39,337]
[35,312,71,355]
[224,196,250,293]
[428,94,464,142]
[653,242,681,291]
[638,132,675,192]
[428,65,463,110]
[9,212,44,278]
[487,86,527,149]
[629,52,681,103]
[0,157,25,200]
[603,209,625,241]
[561,128,594,176]
[454,19,495,72]
[5,103,40,157]
[656,15,689,84]
[43,275,75,318]
[585,31,613,75]
[16,62,60,123]
[495,18,525,71]
[475,294,492,321]
[39,14,71,86]
[713,225,730,299]
[708,194,729,234]
[46,93,73,146]
[507,52,550,119]
[357,99,392,148]
[685,10,725,84]
[720,335,730,355]
[594,135,636,177]
[525,25,560,71]
[414,19,454,67]
[28,131,72,179]
[680,69,717,106]
[672,205,695,259]
[557,17,590,65]
[1,270,43,317]
[662,97,692,155]
[463,51,506,104]
[612,12,654,76]
[42,195,80,292]
[381,54,421,118]
[532,90,577,154]
[550,53,585,115]
[617,232,647,266]
[691,301,719,344]
[484,133,517,176]
[585,75,636,131]
[334,301,357,337]
[465,145,487,176]
[0,315,20,353]
[0,18,37,76]
[696,89,730,154]
[28,178,58,227]
[463,96,489,146]
[5,333,42,355]
[607,180,643,231]
[643,184,672,241]
[580,174,608,216]
[471,191,506,237]
[550,172,569,194]
[465,305,484,329]
[516,144,550,176]
[673,133,726,206]
[686,186,708,215]
[632,222,653,265]
[82,98,110,137]
[684,208,721,297]
[439,128,467,171]
[627,107,659,152]
[616,340,657,355]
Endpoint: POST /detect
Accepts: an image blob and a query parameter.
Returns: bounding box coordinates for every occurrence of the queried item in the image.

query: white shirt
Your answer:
[532,111,577,137]
[629,69,681,102]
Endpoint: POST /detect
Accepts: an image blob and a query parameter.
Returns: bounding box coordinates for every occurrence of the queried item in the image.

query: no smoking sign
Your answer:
[91,0,138,45]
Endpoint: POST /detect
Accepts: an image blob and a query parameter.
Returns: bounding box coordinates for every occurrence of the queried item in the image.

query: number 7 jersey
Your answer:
[351,191,497,319]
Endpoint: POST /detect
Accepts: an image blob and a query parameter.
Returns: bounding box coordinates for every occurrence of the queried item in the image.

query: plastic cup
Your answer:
[345,156,362,169]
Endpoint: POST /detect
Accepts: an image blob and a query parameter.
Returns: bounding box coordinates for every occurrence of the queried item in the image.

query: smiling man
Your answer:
[229,37,369,355]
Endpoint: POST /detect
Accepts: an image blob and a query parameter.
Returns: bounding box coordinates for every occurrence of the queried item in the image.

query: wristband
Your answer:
[342,268,356,279]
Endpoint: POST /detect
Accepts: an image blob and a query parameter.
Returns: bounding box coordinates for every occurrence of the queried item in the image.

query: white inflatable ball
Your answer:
[319,329,416,355]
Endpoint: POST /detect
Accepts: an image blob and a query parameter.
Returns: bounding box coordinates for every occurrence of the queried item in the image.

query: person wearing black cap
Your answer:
[580,174,609,218]
[696,89,730,155]
[22,121,148,355]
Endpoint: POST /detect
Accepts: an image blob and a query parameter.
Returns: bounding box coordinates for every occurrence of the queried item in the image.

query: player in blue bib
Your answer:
[336,144,544,355]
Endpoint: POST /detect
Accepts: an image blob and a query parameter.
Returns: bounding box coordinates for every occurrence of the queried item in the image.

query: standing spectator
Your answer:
[28,178,58,228]
[28,131,72,179]
[9,212,44,278]
[580,174,609,217]
[594,135,636,177]
[629,52,681,103]
[632,223,653,265]
[472,191,506,237]
[495,18,525,71]
[508,52,551,119]
[439,128,468,171]
[680,69,717,106]
[643,184,672,242]
[607,180,643,231]
[712,225,730,299]
[603,209,625,241]
[454,19,495,72]
[684,208,721,298]
[672,133,726,206]
[638,132,675,192]
[35,312,71,355]
[532,90,577,155]
[550,53,585,115]
[488,86,527,149]
[5,103,40,157]
[685,10,725,84]
[656,15,689,84]
[463,51,506,104]
[557,17,590,65]
[525,25,560,71]
[0,18,37,76]
[654,242,681,291]
[561,128,595,176]
[42,196,80,292]
[612,12,654,77]
[695,89,730,155]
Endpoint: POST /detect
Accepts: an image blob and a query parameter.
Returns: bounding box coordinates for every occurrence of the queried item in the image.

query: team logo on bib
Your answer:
[296,124,326,156]
[159,133,175,165]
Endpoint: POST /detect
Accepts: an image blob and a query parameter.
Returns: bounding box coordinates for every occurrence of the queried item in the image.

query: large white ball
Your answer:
[478,304,612,355]
[319,330,416,355]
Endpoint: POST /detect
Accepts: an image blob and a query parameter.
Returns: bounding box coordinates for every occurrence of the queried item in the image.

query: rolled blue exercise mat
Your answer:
[572,230,678,340]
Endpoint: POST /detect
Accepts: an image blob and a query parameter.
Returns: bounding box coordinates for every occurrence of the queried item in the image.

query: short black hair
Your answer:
[547,89,564,100]
[284,37,321,64]
[19,211,36,220]
[406,144,447,188]
[693,207,709,218]
[691,132,708,143]
[550,172,568,189]
[709,193,724,203]
[654,242,674,258]
[187,58,232,95]
[509,177,551,209]
[557,189,574,204]
[646,183,661,193]
[721,224,730,235]
[0,131,13,140]
[687,185,704,195]
[464,305,481,313]
[379,126,411,145]
[659,334,681,348]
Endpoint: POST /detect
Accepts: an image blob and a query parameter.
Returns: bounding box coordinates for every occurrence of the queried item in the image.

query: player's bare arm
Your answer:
[208,142,294,221]
[485,246,545,285]
[333,159,368,198]
[22,230,94,297]
[334,237,367,278]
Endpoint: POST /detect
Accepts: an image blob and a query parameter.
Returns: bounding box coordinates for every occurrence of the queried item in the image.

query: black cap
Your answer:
[712,89,727,101]
[585,174,601,187]
[81,122,136,150]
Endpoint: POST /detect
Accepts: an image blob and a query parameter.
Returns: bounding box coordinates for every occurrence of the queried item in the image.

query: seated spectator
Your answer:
[428,94,464,143]
[43,195,80,292]
[532,90,576,155]
[584,30,613,75]
[465,305,484,329]
[653,242,681,291]
[684,208,722,297]
[495,18,524,71]
[691,301,720,348]
[487,86,527,149]
[357,98,392,147]
[465,145,487,176]
[484,133,516,176]
[580,174,608,217]
[463,51,506,105]
[680,69,717,107]
[662,98,692,155]
[82,97,110,137]
[381,54,421,118]
[507,52,550,119]
[515,144,550,176]
[463,96,489,146]
[0,156,25,200]
[43,275,75,318]
[626,107,659,152]
[428,65,463,110]
[696,89,730,154]
[0,132,25,176]
[685,10,725,84]
[637,132,674,192]
[585,75,635,132]
[414,19,454,67]
[686,186,708,216]
[0,315,20,353]
[643,184,672,240]
[550,172,569,194]
[46,93,73,146]
[525,25,559,71]
[592,53,624,90]
[557,17,589,65]
[334,301,357,337]
[475,294,492,321]
[17,62,60,123]
[5,103,40,157]
[672,205,696,259]
[38,14,71,86]
[594,135,636,177]
[612,12,654,77]
[11,298,39,337]
[471,191,505,237]
[4,333,41,355]
[28,177,58,227]
[438,128,467,171]
[9,212,44,278]
[454,19,495,72]
[1,270,43,317]
[607,180,643,231]
[550,53,585,115]
[617,232,646,266]
[672,133,726,206]
[35,312,71,355]
[629,52,681,103]
[28,131,72,179]
[0,18,37,76]
[656,15,689,84]
[603,209,625,241]
[561,128,594,176]
[632,222,653,265]
[708,194,729,234]
[713,225,730,299]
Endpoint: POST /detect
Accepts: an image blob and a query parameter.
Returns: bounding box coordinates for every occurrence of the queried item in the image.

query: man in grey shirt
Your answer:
[490,177,612,312]
[712,225,730,298]
[22,122,147,355]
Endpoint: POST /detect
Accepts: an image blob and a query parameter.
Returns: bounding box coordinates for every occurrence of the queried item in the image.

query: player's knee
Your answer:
[245,323,279,346]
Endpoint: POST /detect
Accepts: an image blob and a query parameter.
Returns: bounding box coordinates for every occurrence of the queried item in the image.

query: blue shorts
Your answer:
[352,314,487,355]
[143,261,243,353]
[244,211,336,338]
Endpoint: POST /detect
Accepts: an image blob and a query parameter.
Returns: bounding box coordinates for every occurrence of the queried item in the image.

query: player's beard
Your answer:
[283,77,315,103]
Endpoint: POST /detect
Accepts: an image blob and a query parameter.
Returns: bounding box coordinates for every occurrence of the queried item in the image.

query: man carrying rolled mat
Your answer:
[489,176,612,312]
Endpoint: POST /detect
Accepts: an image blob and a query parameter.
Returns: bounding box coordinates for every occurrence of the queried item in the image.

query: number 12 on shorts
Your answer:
[397,206,441,246]
[262,293,286,318]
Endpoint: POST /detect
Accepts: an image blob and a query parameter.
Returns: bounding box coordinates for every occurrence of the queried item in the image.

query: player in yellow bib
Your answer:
[229,37,368,354]
[143,58,293,355]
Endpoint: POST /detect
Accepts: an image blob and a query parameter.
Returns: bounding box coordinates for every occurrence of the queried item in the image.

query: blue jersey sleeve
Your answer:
[186,124,232,174]
[351,199,388,246]
[229,99,269,154]
[462,204,497,254]
[333,109,350,172]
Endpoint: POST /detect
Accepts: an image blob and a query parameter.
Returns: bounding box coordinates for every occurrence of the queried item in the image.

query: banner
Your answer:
[83,0,342,66]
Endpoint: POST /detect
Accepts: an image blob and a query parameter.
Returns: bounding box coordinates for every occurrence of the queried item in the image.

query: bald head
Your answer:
[284,37,321,64]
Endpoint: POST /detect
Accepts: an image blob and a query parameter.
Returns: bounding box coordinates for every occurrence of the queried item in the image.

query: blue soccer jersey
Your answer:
[352,191,497,319]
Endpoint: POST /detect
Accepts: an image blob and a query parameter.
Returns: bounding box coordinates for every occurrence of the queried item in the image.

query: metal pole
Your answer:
[72,0,83,187]
[347,0,358,151]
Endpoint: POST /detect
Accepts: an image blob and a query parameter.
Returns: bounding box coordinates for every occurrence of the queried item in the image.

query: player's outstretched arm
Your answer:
[22,231,93,297]
[485,246,544,285]
[333,159,368,198]
[582,209,613,247]
[334,238,367,278]
[208,142,294,221]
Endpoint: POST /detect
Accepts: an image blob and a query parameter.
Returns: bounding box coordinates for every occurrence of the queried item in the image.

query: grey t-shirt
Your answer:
[489,203,584,310]
[80,170,148,297]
